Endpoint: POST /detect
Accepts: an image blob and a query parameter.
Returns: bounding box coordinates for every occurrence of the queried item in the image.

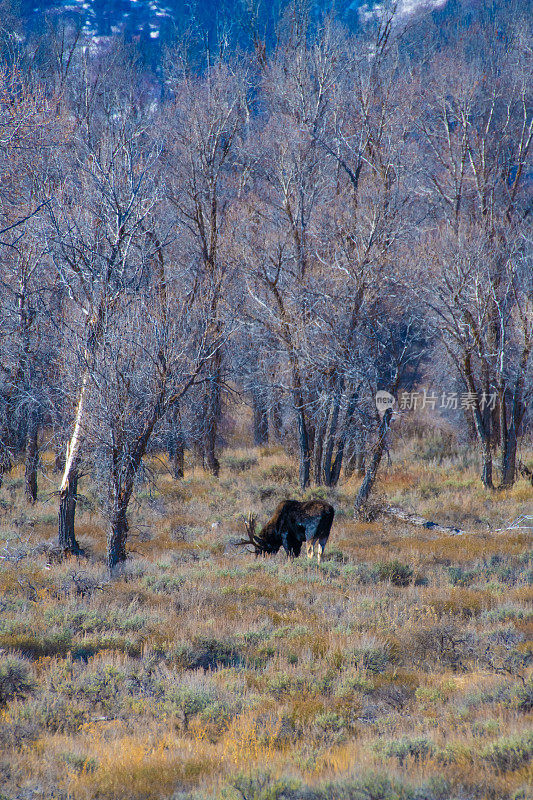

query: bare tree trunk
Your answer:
[499,349,529,488]
[251,388,269,446]
[108,504,128,572]
[322,377,344,486]
[57,369,89,552]
[270,398,283,442]
[500,394,525,489]
[464,409,477,444]
[0,441,12,489]
[330,389,360,485]
[345,448,365,479]
[58,466,81,554]
[297,406,311,489]
[204,352,221,477]
[193,440,205,469]
[355,450,366,477]
[354,409,392,517]
[464,357,494,489]
[500,429,517,488]
[313,413,327,485]
[172,440,185,480]
[24,413,38,504]
[205,414,220,477]
[344,449,356,479]
[167,408,185,479]
[480,437,494,490]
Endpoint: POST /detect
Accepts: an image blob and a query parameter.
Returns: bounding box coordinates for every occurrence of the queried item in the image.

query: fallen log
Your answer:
[383,506,465,535]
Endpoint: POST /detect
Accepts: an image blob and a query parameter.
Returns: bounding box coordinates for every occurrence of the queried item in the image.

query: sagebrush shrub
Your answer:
[374,736,435,765]
[481,731,533,773]
[260,464,294,484]
[0,656,34,705]
[223,454,258,474]
[377,560,413,587]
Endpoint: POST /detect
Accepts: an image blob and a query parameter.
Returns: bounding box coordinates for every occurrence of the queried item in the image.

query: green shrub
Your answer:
[175,636,243,671]
[61,752,97,774]
[142,574,186,593]
[352,641,391,673]
[223,454,258,474]
[267,673,299,698]
[0,656,34,705]
[510,682,533,713]
[260,465,294,484]
[0,629,72,658]
[418,432,456,462]
[377,560,413,587]
[76,665,127,708]
[374,736,435,765]
[227,770,450,800]
[163,686,215,728]
[472,719,500,738]
[314,711,345,734]
[481,731,533,773]
[448,566,475,586]
[229,772,299,800]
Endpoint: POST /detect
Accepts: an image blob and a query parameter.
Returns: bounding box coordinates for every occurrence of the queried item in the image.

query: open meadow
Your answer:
[0,440,531,800]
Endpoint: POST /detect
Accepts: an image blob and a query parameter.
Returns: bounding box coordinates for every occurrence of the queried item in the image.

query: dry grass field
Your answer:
[0,440,532,800]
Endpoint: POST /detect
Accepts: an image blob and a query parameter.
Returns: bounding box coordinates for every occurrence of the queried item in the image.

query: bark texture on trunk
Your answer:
[251,389,269,446]
[321,378,344,486]
[297,406,311,489]
[498,355,528,488]
[269,400,283,442]
[168,409,185,479]
[107,506,128,571]
[0,436,13,490]
[313,415,326,485]
[24,415,38,504]
[500,428,517,488]
[354,409,392,517]
[58,467,81,554]
[172,441,185,480]
[330,389,360,485]
[480,437,494,490]
[464,356,494,489]
[204,353,221,477]
[58,369,90,548]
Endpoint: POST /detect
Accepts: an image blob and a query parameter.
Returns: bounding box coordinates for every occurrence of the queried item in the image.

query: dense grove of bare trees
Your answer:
[0,1,531,569]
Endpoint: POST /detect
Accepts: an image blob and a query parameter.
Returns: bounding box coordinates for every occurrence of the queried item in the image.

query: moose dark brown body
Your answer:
[240,500,334,564]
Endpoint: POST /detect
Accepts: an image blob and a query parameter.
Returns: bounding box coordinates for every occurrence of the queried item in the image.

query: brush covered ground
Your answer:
[0,438,532,800]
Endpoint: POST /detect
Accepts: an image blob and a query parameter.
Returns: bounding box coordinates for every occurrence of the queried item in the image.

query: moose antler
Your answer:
[236,513,260,551]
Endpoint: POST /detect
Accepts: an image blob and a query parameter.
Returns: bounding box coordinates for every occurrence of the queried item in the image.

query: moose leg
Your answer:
[316,537,328,565]
[306,539,316,559]
[281,532,292,560]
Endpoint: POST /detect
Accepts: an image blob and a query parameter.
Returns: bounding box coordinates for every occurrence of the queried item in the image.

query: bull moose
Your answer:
[239,499,334,563]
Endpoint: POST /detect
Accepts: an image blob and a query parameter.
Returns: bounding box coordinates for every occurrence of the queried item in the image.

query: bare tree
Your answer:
[0,57,63,498]
[414,19,533,487]
[47,88,165,552]
[165,57,247,476]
